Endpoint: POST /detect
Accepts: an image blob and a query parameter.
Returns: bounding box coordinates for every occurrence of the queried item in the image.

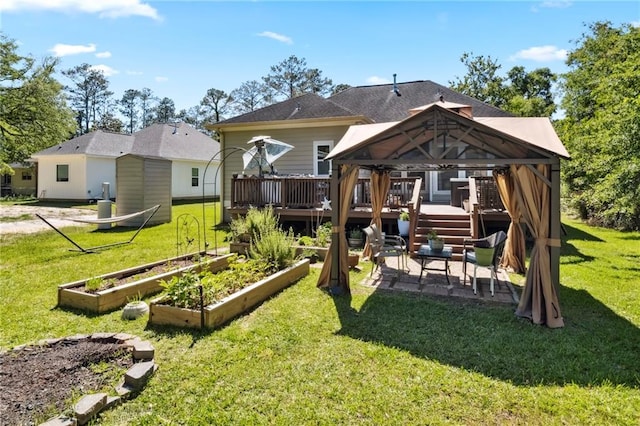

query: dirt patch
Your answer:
[0,339,133,425]
[0,205,97,235]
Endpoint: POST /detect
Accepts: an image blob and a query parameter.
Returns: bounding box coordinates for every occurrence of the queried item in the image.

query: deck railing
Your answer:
[231,177,420,209]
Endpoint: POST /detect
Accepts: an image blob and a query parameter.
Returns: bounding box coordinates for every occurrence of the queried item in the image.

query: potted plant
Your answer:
[348,228,364,248]
[397,210,410,237]
[348,251,360,268]
[427,230,444,251]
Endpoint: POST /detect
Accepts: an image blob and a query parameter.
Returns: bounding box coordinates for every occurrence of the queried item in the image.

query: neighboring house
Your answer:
[1,163,36,197]
[31,123,220,201]
[209,80,513,216]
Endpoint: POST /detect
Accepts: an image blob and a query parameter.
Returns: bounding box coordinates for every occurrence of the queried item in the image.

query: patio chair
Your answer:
[462,230,507,296]
[363,224,406,277]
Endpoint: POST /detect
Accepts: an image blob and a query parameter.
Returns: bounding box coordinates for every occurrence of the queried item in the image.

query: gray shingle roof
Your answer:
[214,80,512,127]
[216,93,360,125]
[33,131,133,156]
[329,80,513,122]
[131,123,219,161]
[32,123,219,162]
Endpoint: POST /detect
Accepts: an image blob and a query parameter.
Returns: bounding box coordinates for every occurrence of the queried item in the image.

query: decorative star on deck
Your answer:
[321,197,332,211]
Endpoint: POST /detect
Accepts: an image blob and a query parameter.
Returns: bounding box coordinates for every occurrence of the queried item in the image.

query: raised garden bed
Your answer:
[58,252,234,313]
[148,258,310,329]
[230,242,329,261]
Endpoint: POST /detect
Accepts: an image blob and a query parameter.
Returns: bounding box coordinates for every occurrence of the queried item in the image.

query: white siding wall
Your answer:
[36,155,88,200]
[85,157,116,199]
[171,160,220,199]
[220,126,350,211]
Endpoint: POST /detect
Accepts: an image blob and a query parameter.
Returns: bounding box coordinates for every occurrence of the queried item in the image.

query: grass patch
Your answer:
[0,213,33,222]
[1,208,639,424]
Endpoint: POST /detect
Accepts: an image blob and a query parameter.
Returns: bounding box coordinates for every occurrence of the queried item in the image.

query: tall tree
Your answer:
[449,52,557,117]
[558,21,640,230]
[230,80,269,115]
[93,111,124,133]
[119,89,141,134]
[62,63,113,134]
[200,88,233,124]
[0,34,76,174]
[504,66,557,117]
[262,55,333,100]
[449,52,506,107]
[177,105,206,131]
[153,97,176,123]
[139,87,156,128]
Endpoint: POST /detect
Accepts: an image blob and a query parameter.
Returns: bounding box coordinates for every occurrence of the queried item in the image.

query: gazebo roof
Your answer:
[327,103,569,170]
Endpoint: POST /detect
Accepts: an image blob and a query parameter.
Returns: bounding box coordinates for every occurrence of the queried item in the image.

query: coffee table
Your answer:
[417,245,453,285]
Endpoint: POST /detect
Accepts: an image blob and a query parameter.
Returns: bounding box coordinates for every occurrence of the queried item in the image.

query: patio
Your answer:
[358,255,520,305]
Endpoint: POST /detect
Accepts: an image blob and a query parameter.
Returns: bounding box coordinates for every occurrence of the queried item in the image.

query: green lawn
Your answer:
[1,203,639,425]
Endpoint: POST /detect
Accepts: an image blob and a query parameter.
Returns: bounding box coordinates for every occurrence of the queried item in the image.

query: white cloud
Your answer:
[95,51,111,58]
[539,1,572,8]
[257,31,293,45]
[631,21,640,28]
[510,45,568,62]
[126,70,143,76]
[49,43,96,57]
[90,64,118,77]
[366,76,391,85]
[155,76,168,83]
[0,0,162,21]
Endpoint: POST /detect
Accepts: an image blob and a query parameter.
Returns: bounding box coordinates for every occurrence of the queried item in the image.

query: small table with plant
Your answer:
[417,245,453,286]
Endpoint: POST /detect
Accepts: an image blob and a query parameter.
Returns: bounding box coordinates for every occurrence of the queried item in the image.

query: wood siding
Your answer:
[220,126,350,220]
[116,155,172,225]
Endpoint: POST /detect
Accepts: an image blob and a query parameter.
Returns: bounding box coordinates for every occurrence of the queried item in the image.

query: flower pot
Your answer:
[348,238,363,248]
[397,219,410,237]
[348,254,360,268]
[429,239,444,252]
[122,301,149,320]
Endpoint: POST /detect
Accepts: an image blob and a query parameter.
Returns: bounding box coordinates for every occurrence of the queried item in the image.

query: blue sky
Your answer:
[1,1,638,114]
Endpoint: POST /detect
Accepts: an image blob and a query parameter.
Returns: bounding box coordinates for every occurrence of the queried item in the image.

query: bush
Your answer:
[250,228,297,271]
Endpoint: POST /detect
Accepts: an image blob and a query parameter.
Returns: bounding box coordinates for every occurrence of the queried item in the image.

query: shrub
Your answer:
[250,228,297,271]
[315,221,332,247]
[246,206,279,242]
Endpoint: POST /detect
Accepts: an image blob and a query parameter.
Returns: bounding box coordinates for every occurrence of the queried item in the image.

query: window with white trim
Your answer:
[191,168,199,187]
[56,164,69,182]
[313,140,333,176]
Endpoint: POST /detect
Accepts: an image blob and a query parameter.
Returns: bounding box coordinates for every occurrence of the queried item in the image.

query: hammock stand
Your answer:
[36,204,161,254]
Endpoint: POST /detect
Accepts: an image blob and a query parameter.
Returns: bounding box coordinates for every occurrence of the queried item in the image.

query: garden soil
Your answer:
[0,340,133,425]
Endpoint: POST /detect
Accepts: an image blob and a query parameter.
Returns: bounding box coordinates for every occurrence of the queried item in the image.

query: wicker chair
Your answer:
[363,224,406,277]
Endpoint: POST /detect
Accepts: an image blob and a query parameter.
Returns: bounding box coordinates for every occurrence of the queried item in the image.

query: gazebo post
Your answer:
[330,162,341,288]
[550,161,562,293]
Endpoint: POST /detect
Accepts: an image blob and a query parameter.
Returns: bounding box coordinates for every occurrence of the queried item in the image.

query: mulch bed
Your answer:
[0,339,133,425]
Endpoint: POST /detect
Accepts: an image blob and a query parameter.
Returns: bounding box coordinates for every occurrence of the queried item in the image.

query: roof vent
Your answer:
[391,74,401,97]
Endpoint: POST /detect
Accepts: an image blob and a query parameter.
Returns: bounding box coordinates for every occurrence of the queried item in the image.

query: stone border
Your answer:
[7,333,158,426]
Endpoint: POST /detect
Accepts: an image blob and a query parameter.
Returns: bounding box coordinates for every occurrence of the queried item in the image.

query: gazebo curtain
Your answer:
[511,164,564,328]
[317,164,360,293]
[493,169,526,273]
[362,170,391,259]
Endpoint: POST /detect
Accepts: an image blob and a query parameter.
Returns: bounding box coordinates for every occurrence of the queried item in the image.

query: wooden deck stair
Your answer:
[412,211,471,261]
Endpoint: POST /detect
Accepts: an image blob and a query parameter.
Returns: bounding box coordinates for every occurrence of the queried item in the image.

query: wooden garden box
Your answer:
[148,258,310,329]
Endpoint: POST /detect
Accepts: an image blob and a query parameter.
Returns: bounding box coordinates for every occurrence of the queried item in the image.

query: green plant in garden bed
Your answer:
[158,256,272,309]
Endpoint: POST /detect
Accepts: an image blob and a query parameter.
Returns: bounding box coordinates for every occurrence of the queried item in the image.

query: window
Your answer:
[56,165,69,182]
[313,140,333,176]
[22,171,32,181]
[191,168,199,187]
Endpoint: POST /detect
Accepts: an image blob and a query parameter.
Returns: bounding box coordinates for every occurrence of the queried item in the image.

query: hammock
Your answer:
[35,204,161,253]
[65,204,160,224]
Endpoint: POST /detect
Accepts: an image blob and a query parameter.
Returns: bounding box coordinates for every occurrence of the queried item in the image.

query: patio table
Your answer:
[417,245,453,285]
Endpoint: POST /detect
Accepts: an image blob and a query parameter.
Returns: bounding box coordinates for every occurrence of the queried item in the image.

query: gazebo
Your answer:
[317,102,570,328]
